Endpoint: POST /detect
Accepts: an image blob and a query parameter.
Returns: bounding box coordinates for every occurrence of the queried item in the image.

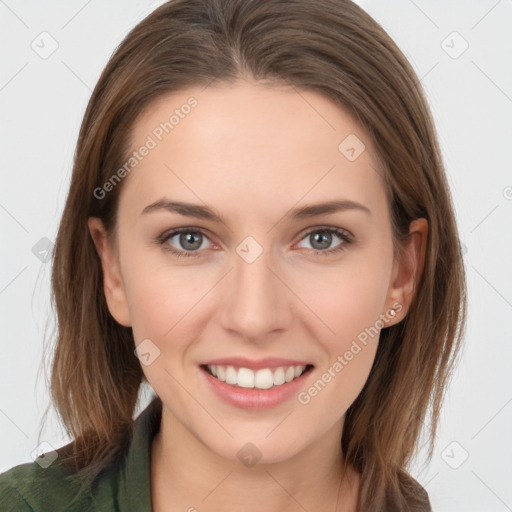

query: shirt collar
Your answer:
[117,394,162,511]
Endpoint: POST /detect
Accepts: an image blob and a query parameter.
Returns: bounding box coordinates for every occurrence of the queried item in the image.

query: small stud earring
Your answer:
[389,308,396,317]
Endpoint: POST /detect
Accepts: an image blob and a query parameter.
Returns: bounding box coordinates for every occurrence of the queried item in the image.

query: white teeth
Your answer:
[206,364,308,389]
[237,367,254,388]
[273,367,285,385]
[225,366,238,385]
[254,368,274,389]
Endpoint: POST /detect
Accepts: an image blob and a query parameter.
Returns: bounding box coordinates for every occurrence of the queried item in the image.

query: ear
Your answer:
[385,218,428,325]
[87,217,132,327]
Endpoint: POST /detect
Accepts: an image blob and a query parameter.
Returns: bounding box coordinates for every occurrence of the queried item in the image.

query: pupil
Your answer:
[181,232,202,250]
[312,231,331,250]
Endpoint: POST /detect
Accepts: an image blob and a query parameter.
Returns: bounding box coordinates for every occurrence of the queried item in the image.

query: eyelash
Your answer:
[156,226,353,259]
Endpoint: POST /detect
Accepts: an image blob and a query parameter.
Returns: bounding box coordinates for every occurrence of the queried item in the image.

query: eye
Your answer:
[296,227,352,256]
[157,228,213,258]
[156,226,353,259]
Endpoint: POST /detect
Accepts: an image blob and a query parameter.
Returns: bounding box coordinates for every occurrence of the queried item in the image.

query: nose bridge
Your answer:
[220,236,290,340]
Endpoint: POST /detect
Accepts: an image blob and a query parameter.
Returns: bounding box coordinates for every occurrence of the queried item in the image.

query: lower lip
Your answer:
[200,366,313,410]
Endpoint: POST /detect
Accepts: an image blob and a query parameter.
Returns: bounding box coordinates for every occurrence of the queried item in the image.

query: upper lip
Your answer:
[201,357,313,370]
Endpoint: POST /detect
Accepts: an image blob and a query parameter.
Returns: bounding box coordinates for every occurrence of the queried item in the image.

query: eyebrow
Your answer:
[140,198,371,222]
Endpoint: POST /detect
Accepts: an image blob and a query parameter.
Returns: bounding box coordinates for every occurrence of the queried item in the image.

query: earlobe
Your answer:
[385,218,428,324]
[87,217,132,327]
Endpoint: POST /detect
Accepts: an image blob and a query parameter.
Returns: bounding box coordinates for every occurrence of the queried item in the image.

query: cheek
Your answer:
[294,251,391,408]
[124,265,203,393]
[299,341,378,422]
[297,254,392,344]
[296,266,387,414]
[121,241,207,338]
[127,279,199,349]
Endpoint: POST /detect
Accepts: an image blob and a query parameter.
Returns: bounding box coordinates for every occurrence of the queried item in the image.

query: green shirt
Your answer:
[0,397,162,511]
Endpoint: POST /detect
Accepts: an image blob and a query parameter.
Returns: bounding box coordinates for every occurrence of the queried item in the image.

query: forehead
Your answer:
[120,80,387,223]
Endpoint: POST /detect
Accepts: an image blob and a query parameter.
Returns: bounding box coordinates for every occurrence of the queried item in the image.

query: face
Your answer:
[89,79,424,465]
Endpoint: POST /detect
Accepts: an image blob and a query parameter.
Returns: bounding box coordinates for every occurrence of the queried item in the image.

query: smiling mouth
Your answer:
[200,364,314,390]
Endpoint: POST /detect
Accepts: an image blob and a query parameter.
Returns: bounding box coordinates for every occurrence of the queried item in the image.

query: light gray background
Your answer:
[1,1,511,510]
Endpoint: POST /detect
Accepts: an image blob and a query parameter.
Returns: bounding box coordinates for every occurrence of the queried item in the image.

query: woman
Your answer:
[0,0,467,510]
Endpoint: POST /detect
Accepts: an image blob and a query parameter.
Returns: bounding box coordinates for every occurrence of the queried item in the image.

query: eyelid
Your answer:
[295,225,353,242]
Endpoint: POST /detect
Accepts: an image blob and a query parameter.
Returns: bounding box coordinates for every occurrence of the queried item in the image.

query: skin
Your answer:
[88,78,427,511]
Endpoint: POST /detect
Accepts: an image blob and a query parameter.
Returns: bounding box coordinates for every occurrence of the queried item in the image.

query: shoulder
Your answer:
[0,397,160,512]
[0,464,32,511]
[0,457,93,512]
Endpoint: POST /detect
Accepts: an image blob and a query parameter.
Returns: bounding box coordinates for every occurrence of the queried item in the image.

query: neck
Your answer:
[150,404,359,512]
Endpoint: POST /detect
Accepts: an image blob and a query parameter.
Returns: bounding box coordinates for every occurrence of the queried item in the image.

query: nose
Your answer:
[219,243,293,343]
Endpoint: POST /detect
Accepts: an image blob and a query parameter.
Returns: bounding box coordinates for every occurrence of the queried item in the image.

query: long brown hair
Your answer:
[40,0,467,509]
